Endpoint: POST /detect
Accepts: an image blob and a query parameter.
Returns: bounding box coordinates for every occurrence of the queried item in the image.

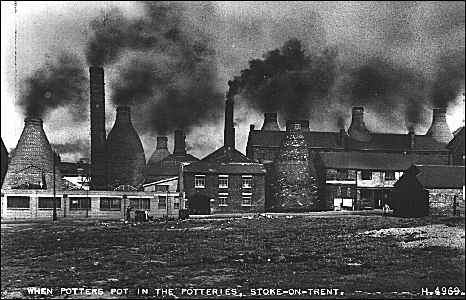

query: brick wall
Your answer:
[184,173,265,213]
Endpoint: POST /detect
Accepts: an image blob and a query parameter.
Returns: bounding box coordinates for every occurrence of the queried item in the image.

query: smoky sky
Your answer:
[18,53,87,119]
[9,1,465,160]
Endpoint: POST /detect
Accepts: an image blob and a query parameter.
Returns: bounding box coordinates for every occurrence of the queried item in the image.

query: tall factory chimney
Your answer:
[173,130,187,155]
[224,97,235,148]
[348,106,372,142]
[2,118,62,190]
[89,66,107,190]
[426,108,453,144]
[262,112,281,131]
[106,106,146,189]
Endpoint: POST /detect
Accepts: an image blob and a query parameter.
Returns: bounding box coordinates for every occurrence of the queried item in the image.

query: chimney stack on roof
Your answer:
[224,97,235,148]
[174,130,187,155]
[348,106,371,142]
[262,112,281,131]
[89,66,107,190]
[285,120,310,132]
[426,108,453,144]
[408,128,415,150]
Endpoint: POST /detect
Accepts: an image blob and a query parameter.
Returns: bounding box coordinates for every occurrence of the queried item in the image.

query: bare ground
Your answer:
[1,215,465,299]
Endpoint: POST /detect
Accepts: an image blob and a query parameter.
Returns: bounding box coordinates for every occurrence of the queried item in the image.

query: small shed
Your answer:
[393,165,465,217]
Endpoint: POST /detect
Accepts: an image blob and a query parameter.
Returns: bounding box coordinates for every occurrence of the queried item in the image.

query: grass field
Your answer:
[1,215,465,299]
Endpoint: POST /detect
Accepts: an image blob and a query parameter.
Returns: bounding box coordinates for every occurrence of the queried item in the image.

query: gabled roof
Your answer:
[318,151,448,171]
[447,126,464,149]
[202,146,252,163]
[143,176,178,187]
[247,130,448,152]
[409,165,465,189]
[318,151,413,171]
[184,146,265,174]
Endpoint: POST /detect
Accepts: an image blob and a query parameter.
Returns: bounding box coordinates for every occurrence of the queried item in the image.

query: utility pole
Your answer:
[52,151,57,222]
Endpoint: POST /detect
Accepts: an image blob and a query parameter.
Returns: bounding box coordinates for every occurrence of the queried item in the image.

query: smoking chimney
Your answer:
[262,112,281,131]
[106,106,146,189]
[2,118,62,190]
[426,108,453,144]
[408,128,415,150]
[224,97,235,148]
[147,136,170,165]
[89,66,106,190]
[173,130,187,155]
[285,120,310,132]
[348,106,371,142]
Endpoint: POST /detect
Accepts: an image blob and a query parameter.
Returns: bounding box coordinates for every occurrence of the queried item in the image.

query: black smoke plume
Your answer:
[18,53,87,119]
[89,2,223,134]
[432,50,465,108]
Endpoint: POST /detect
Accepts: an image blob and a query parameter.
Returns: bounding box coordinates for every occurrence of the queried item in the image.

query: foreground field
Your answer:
[1,215,465,299]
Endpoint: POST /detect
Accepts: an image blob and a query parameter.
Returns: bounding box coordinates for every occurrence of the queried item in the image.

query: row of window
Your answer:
[327,169,403,181]
[5,196,180,210]
[195,175,253,189]
[217,192,252,207]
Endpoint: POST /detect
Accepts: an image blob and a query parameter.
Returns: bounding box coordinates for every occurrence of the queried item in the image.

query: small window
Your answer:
[156,185,169,192]
[195,175,205,188]
[7,196,30,208]
[173,197,180,210]
[242,193,252,206]
[69,197,91,210]
[361,170,372,180]
[218,175,229,189]
[384,171,395,180]
[218,193,228,206]
[38,197,61,209]
[242,175,253,189]
[100,197,121,211]
[130,198,150,210]
[158,196,167,209]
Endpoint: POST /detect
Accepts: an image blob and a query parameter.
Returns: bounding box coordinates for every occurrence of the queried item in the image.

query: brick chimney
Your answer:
[3,118,62,190]
[408,128,415,150]
[426,108,453,144]
[174,130,187,155]
[339,128,347,147]
[89,66,106,190]
[262,112,281,130]
[224,97,235,148]
[348,106,371,142]
[285,120,310,132]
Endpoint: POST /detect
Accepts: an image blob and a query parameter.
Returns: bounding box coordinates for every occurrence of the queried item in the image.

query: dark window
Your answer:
[158,196,167,209]
[38,197,61,209]
[385,171,395,180]
[130,198,150,210]
[69,197,91,210]
[156,185,169,192]
[361,170,372,180]
[7,196,30,208]
[173,197,180,210]
[337,169,348,180]
[100,197,121,211]
[326,169,337,180]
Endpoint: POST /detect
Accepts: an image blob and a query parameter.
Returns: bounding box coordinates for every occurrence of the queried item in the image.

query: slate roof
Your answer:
[247,130,448,152]
[410,165,465,189]
[144,152,199,183]
[184,146,265,174]
[59,162,90,177]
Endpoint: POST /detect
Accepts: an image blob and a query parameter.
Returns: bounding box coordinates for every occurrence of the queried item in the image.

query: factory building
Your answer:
[247,106,453,211]
[183,97,266,214]
[392,165,465,217]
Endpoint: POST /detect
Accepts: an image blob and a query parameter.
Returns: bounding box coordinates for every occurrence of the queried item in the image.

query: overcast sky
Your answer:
[1,1,464,161]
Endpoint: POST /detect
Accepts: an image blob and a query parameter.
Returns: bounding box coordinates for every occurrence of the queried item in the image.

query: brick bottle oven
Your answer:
[271,122,319,211]
[2,118,62,190]
[106,106,146,189]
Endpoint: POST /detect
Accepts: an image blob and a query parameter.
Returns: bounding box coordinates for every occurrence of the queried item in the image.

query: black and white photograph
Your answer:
[1,1,465,299]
